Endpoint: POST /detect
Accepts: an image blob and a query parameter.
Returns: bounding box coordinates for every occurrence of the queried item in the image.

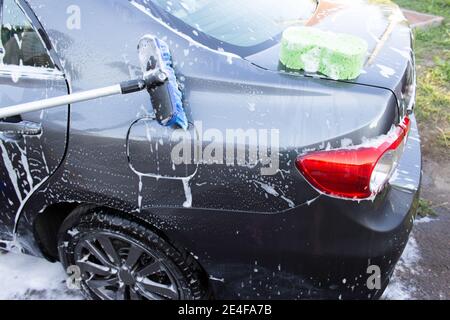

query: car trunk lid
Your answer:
[246,0,415,117]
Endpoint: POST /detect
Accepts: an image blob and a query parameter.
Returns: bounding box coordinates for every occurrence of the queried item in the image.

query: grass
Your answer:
[395,0,450,151]
[393,1,449,215]
[417,199,438,218]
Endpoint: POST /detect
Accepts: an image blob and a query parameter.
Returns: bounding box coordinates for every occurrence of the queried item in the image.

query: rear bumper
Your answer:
[162,116,422,300]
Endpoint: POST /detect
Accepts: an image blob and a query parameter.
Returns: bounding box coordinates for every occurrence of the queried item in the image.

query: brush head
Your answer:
[137,35,188,130]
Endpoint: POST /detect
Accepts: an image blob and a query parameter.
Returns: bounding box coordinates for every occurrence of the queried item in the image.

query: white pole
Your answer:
[0,84,122,119]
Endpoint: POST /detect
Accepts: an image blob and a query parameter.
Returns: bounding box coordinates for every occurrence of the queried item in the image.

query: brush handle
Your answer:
[0,84,122,119]
[0,76,162,119]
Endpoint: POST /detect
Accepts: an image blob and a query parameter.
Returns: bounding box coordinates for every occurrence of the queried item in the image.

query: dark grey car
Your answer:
[0,0,420,300]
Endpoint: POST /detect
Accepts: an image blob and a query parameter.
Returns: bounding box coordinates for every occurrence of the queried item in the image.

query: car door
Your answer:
[0,0,68,241]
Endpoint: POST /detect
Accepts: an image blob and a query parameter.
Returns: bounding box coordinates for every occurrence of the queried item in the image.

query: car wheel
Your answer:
[57,206,209,300]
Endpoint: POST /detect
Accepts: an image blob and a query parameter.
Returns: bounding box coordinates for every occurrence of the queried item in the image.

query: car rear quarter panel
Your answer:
[18,0,399,217]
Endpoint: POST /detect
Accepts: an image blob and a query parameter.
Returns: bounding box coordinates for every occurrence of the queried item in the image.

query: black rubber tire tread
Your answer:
[57,205,210,300]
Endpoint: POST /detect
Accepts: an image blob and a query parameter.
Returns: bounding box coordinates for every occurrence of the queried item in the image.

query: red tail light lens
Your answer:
[295,117,410,200]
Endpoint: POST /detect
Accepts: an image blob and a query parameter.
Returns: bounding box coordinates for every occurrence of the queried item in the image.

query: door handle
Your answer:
[0,121,42,136]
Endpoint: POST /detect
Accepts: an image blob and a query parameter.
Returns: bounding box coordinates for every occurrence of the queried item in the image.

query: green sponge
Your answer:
[279,27,368,80]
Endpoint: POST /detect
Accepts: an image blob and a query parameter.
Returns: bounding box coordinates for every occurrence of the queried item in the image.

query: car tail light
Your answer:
[295,117,410,200]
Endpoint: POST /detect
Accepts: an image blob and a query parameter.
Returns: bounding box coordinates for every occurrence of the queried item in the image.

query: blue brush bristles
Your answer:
[155,38,189,130]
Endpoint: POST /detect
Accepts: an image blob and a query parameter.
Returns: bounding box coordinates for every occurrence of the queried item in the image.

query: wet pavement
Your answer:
[384,154,450,300]
[406,157,450,299]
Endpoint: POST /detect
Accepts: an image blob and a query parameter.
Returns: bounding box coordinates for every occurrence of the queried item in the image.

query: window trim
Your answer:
[0,63,64,80]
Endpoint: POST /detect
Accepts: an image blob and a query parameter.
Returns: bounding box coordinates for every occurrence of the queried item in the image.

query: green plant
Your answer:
[394,0,449,154]
[417,199,437,217]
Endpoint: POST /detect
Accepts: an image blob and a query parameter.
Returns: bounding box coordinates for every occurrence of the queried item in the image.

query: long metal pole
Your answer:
[0,84,122,119]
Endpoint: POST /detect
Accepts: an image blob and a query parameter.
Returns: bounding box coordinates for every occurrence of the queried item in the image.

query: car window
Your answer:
[149,0,317,48]
[0,0,54,68]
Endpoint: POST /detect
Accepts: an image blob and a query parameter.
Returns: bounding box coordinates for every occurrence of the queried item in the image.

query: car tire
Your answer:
[57,206,210,300]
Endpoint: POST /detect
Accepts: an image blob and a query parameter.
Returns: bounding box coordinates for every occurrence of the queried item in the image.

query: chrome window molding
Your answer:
[0,64,65,81]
